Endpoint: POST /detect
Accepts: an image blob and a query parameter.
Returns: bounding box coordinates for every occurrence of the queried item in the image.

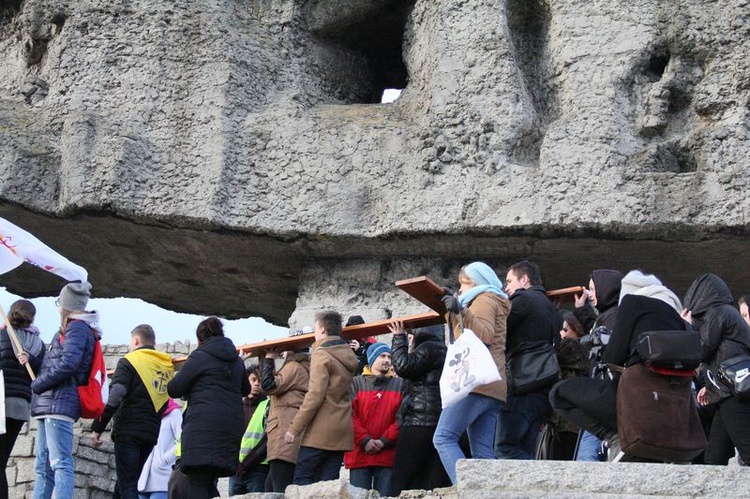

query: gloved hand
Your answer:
[441,292,462,314]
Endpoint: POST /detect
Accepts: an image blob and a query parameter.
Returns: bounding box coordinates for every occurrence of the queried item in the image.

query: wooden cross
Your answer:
[232,276,584,357]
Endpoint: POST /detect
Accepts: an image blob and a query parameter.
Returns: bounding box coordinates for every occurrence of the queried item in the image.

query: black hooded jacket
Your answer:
[391,325,446,427]
[167,336,251,475]
[574,269,624,334]
[684,273,750,404]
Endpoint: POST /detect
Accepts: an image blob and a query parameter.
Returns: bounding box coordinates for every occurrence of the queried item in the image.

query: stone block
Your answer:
[456,460,750,497]
[89,474,116,493]
[8,483,27,499]
[284,480,379,499]
[10,435,34,457]
[75,444,111,466]
[14,459,36,484]
[5,465,16,486]
[75,458,109,477]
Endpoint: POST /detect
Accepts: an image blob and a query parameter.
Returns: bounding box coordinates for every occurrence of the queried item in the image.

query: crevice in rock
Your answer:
[50,11,66,32]
[643,141,698,173]
[645,51,670,82]
[0,0,23,18]
[506,0,556,166]
[307,0,413,104]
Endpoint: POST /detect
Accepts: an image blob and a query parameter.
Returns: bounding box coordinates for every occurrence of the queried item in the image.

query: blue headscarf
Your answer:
[457,262,508,306]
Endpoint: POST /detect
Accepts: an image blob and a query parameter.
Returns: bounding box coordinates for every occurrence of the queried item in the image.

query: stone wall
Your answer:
[7,342,192,499]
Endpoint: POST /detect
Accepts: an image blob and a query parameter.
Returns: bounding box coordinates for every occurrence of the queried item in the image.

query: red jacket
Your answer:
[344,368,404,469]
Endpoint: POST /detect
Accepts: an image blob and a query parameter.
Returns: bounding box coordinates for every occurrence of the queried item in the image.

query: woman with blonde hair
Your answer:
[434,262,510,484]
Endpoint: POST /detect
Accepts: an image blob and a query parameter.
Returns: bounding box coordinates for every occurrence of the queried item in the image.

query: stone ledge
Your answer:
[456,460,747,498]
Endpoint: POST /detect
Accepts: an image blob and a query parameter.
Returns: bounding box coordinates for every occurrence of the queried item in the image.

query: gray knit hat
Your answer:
[57,282,92,311]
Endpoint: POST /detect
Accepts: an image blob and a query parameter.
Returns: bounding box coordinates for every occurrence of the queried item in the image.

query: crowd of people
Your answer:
[0,260,749,498]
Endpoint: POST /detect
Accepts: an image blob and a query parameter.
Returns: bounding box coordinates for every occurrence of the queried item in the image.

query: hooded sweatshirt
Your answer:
[574,270,625,334]
[684,273,750,403]
[167,335,251,475]
[138,400,182,493]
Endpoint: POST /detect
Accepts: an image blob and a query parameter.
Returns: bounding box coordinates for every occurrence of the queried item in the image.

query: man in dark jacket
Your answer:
[91,324,174,499]
[31,282,96,499]
[496,260,561,459]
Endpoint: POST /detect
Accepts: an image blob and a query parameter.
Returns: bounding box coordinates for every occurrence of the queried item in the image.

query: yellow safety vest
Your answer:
[239,399,269,464]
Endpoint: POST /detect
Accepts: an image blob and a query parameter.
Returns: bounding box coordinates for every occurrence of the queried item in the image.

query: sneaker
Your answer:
[606,434,624,462]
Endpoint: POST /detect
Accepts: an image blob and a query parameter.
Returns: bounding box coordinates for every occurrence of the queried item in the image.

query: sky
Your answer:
[0,286,288,347]
[0,89,404,347]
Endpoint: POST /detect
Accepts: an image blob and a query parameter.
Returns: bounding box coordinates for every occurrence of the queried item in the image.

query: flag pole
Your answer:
[0,304,36,380]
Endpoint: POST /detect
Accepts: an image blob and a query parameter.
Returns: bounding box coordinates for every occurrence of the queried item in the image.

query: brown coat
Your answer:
[265,353,311,464]
[450,292,510,402]
[288,336,358,451]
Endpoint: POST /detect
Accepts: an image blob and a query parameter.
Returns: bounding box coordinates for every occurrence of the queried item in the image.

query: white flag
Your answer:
[0,217,88,282]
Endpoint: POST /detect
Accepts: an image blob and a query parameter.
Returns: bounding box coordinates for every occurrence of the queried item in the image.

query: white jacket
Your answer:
[138,409,182,492]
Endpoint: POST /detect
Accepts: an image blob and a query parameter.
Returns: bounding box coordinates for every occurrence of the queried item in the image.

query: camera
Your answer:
[579,325,611,350]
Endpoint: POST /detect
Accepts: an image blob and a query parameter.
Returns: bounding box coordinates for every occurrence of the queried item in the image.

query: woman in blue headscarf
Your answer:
[433,262,510,484]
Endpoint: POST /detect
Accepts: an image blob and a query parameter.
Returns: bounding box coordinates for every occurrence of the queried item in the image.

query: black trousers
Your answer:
[549,377,619,441]
[167,466,220,499]
[705,395,750,465]
[388,426,451,497]
[267,459,296,492]
[0,419,24,499]
[113,438,154,499]
[293,447,343,485]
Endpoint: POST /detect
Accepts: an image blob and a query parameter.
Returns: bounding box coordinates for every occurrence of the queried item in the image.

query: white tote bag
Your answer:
[439,315,501,409]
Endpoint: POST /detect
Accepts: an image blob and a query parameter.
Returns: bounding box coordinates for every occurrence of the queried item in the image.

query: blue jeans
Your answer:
[495,392,552,459]
[293,447,343,485]
[433,393,503,485]
[349,466,393,495]
[139,494,167,499]
[229,464,269,494]
[576,431,603,461]
[33,418,75,499]
[114,438,155,499]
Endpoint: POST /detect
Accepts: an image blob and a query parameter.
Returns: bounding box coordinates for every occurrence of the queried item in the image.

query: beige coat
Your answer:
[450,292,510,402]
[265,353,310,464]
[288,336,358,451]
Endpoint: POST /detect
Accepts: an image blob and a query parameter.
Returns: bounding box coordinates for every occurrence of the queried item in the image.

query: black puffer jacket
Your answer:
[167,336,251,476]
[684,273,750,404]
[0,327,44,402]
[391,325,446,427]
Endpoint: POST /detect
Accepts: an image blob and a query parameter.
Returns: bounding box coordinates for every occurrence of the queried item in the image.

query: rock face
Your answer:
[1,0,749,323]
